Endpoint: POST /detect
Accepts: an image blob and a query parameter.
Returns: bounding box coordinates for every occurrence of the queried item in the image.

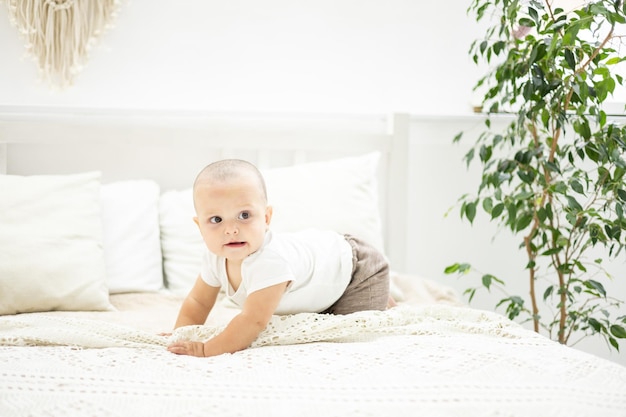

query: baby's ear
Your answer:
[192,217,199,226]
[265,206,273,226]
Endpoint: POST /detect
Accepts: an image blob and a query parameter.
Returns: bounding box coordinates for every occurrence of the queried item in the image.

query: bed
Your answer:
[1,108,625,417]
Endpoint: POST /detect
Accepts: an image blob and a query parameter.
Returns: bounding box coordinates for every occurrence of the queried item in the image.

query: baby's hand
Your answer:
[167,340,205,357]
[158,332,172,337]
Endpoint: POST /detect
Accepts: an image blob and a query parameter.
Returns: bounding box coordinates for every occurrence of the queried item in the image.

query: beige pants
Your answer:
[322,235,390,315]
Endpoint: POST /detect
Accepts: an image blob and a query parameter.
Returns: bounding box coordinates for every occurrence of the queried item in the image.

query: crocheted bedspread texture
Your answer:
[1,304,625,417]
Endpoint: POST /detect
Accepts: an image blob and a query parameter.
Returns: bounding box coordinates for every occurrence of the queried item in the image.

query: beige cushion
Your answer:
[0,172,112,315]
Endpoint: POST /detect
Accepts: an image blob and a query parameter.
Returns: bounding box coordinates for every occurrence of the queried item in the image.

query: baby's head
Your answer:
[192,159,272,261]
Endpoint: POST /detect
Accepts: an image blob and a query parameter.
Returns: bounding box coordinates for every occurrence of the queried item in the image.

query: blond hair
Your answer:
[193,159,268,202]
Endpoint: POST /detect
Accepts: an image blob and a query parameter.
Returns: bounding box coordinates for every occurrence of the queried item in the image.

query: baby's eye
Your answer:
[238,211,250,220]
[209,216,222,224]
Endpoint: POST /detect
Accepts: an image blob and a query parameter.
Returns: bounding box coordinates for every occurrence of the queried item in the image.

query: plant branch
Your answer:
[525,122,543,332]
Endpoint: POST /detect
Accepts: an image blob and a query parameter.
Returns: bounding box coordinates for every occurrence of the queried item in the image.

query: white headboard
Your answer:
[0,108,410,271]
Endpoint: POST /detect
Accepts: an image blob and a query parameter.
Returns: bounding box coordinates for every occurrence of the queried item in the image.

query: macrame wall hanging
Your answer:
[4,0,121,88]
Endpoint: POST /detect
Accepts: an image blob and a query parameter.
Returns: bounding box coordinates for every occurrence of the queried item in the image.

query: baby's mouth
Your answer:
[225,241,246,248]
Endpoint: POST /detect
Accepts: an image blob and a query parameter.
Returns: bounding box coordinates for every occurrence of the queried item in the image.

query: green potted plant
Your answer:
[446,0,626,351]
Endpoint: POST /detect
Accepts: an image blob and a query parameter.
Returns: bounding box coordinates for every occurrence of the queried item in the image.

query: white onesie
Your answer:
[200,229,353,314]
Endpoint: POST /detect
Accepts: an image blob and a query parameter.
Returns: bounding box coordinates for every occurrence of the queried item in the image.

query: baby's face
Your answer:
[193,174,271,262]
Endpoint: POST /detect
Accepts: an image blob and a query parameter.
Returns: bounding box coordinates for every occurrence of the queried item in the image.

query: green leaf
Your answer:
[537,207,547,221]
[556,236,569,248]
[465,288,477,303]
[606,57,624,65]
[464,148,475,168]
[444,263,472,274]
[543,286,554,300]
[574,260,587,273]
[510,296,524,305]
[579,121,592,140]
[481,273,503,290]
[518,170,535,184]
[605,224,621,241]
[480,40,488,54]
[515,191,534,200]
[496,296,525,321]
[482,274,493,290]
[588,318,603,332]
[541,108,550,128]
[565,196,583,211]
[514,150,532,165]
[586,144,600,162]
[541,247,562,256]
[589,223,606,245]
[564,49,576,70]
[585,280,607,297]
[516,213,533,231]
[545,161,561,174]
[491,203,505,219]
[610,325,626,339]
[493,41,505,55]
[482,197,493,213]
[479,145,492,162]
[465,202,477,223]
[554,181,568,194]
[571,179,584,194]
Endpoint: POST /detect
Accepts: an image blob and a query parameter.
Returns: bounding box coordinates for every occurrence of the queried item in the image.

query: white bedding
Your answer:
[1,275,625,417]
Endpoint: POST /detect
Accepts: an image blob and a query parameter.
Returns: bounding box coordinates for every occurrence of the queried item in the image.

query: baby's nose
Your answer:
[224,222,239,234]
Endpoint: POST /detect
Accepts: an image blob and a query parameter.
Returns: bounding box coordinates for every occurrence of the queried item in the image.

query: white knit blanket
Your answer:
[1,303,626,417]
[0,304,529,349]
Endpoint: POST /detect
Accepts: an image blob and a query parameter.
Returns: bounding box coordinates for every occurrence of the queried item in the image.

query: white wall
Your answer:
[0,0,487,114]
[1,0,625,365]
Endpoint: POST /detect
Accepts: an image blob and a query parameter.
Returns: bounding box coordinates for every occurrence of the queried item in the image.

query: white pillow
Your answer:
[0,172,112,315]
[263,152,384,251]
[100,180,164,294]
[159,152,385,295]
[159,188,201,295]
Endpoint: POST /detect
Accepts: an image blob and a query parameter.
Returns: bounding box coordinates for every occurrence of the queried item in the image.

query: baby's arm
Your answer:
[174,275,220,329]
[168,280,288,357]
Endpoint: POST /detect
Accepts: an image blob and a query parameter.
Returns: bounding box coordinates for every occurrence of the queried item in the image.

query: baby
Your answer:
[167,159,390,357]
